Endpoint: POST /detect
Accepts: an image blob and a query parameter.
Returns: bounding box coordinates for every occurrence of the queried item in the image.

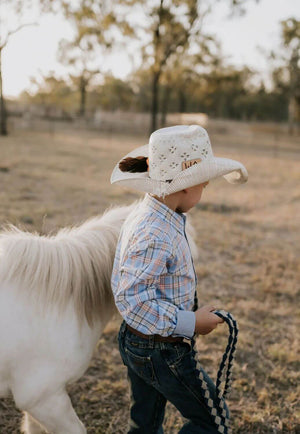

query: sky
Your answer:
[1,0,299,98]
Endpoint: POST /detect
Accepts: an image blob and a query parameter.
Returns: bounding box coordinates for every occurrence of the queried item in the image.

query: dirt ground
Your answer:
[0,120,299,433]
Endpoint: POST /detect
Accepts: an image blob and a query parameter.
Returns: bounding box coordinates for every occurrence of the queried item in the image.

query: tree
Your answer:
[40,0,134,117]
[58,38,100,117]
[120,0,211,132]
[268,18,300,132]
[159,36,223,125]
[0,0,37,135]
[281,18,300,134]
[38,0,260,130]
[91,74,135,111]
[121,0,260,132]
[56,1,111,117]
[21,73,75,115]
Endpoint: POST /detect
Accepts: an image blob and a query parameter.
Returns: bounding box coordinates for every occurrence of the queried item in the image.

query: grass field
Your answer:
[0,120,299,433]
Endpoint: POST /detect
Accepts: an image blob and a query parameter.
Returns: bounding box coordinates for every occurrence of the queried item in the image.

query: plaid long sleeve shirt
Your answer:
[111,194,197,337]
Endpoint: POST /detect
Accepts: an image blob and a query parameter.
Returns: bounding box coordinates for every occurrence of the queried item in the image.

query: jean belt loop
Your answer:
[149,334,154,349]
[160,341,167,350]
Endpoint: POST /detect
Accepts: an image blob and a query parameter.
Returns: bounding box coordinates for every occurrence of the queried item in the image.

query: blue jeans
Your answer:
[118,321,229,434]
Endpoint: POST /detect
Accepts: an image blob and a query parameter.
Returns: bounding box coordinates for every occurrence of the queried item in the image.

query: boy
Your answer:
[110,125,248,433]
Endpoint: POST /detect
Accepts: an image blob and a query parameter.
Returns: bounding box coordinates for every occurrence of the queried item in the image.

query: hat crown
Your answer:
[148,125,213,181]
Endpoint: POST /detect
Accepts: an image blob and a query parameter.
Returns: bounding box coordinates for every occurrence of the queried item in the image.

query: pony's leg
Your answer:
[21,412,48,434]
[25,389,86,434]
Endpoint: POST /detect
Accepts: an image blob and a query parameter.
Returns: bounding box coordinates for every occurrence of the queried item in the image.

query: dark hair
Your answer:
[119,156,148,173]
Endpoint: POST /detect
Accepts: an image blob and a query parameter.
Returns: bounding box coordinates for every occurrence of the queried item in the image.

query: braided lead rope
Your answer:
[214,310,238,401]
[225,313,238,397]
[191,310,239,434]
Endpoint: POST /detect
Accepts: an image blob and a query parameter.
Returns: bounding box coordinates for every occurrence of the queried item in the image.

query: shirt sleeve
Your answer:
[113,234,194,337]
[173,310,195,338]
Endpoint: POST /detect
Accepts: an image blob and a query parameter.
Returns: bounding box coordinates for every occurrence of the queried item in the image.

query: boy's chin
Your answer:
[176,206,190,213]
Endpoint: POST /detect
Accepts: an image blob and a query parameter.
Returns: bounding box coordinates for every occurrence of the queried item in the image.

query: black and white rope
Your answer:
[191,309,239,434]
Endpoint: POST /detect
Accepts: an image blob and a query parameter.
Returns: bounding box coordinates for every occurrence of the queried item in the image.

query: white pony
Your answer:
[0,202,198,434]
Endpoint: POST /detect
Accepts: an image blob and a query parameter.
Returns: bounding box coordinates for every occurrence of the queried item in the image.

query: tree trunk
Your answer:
[79,76,86,117]
[288,49,298,135]
[178,89,186,113]
[150,71,160,133]
[0,49,7,136]
[288,97,296,135]
[160,85,171,127]
[217,92,226,118]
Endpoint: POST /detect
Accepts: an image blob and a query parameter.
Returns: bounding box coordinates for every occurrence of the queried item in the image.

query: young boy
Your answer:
[110,125,248,433]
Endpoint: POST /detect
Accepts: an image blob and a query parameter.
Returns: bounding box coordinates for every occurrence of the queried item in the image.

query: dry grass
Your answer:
[0,121,299,433]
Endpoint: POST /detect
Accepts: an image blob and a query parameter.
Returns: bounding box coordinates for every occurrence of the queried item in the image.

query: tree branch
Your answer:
[2,22,38,49]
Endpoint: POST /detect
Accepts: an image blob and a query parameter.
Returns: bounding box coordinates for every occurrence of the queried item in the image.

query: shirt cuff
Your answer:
[172,310,195,339]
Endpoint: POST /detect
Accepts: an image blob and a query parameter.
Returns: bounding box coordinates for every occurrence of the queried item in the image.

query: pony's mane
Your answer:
[0,203,136,327]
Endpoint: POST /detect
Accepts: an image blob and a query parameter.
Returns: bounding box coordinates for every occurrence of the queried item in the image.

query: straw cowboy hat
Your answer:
[111,125,248,197]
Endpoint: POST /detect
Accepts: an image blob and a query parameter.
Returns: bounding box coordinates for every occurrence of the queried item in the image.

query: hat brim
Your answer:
[111,144,248,196]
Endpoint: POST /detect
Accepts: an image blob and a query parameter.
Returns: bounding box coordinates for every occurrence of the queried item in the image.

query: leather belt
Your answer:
[126,324,184,343]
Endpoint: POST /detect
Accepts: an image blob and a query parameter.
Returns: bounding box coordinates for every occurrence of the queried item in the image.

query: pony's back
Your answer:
[0,203,135,406]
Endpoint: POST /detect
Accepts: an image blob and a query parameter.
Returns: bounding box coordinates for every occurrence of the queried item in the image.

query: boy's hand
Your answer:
[194,305,224,335]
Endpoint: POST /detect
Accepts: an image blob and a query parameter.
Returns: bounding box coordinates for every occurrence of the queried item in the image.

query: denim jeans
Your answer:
[118,321,229,434]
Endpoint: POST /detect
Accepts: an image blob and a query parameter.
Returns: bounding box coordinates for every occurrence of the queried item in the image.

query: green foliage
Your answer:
[23,65,290,122]
[20,74,76,113]
[16,0,295,122]
[276,18,300,126]
[41,0,136,115]
[281,17,300,47]
[90,75,135,111]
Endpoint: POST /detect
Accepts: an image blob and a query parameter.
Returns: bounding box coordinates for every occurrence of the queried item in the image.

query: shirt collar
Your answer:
[143,194,186,233]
